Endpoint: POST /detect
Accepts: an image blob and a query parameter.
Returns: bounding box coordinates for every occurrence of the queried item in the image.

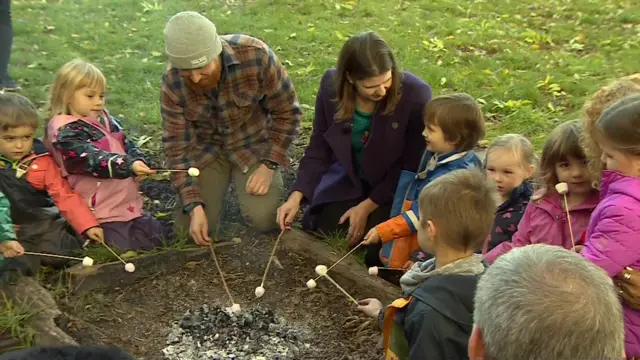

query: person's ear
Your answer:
[632,155,640,177]
[427,220,437,239]
[525,164,535,179]
[468,325,486,360]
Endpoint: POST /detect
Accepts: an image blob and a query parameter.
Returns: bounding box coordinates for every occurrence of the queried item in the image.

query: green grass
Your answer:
[9,0,639,148]
[0,293,35,350]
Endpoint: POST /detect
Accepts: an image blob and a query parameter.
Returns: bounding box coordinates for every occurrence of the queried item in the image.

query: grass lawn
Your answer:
[9,0,639,148]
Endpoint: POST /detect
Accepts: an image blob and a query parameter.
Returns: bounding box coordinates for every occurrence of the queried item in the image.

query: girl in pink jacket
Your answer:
[582,95,640,358]
[485,120,599,263]
[44,59,165,251]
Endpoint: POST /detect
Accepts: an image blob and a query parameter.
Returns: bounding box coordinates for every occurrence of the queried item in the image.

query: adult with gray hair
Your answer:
[468,244,625,360]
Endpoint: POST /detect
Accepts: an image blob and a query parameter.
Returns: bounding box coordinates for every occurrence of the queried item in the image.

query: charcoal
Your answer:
[162,305,309,360]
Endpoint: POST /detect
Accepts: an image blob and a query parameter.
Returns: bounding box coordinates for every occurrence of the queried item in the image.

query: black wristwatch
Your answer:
[260,159,279,170]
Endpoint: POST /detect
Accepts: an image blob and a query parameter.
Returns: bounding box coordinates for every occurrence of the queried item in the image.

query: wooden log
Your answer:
[280,229,401,304]
[1,277,77,348]
[65,240,239,295]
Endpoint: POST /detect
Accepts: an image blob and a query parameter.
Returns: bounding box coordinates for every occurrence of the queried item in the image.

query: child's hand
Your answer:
[132,161,155,176]
[363,227,381,245]
[572,245,584,253]
[85,227,105,243]
[357,298,383,318]
[0,241,24,258]
[402,260,415,270]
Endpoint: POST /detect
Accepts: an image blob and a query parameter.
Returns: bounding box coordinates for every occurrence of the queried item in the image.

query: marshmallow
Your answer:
[555,182,569,195]
[82,256,94,267]
[124,263,136,273]
[368,266,379,276]
[254,286,265,298]
[315,265,328,276]
[188,167,200,177]
[231,303,241,314]
[306,279,317,289]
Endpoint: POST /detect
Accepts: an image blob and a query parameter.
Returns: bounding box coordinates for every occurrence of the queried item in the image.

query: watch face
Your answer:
[262,160,278,169]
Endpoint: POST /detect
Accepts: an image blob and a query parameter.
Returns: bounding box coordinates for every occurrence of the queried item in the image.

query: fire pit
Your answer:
[162,304,307,359]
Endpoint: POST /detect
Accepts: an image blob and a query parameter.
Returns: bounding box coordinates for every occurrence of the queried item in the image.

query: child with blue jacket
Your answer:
[363,93,485,269]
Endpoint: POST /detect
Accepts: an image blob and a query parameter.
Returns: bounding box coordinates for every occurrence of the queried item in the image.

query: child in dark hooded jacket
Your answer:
[356,169,496,360]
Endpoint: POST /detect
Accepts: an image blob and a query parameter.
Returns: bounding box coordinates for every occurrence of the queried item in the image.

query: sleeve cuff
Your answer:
[183,201,205,214]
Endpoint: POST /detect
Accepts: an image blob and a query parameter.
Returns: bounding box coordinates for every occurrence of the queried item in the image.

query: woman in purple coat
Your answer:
[276,32,431,266]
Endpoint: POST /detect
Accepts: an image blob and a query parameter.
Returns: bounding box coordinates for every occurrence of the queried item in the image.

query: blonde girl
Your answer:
[45,59,164,251]
[484,120,599,263]
[482,134,535,253]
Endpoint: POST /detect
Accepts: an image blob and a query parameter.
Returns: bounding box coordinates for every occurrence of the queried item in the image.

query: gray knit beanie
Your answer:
[163,11,222,69]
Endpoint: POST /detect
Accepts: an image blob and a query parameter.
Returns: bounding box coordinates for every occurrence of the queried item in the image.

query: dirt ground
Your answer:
[55,131,385,360]
[56,233,382,360]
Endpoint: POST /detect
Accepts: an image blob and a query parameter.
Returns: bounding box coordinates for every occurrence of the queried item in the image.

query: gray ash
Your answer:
[162,304,309,360]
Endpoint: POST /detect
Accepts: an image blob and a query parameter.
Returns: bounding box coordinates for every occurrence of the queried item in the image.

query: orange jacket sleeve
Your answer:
[376,214,415,243]
[39,156,100,234]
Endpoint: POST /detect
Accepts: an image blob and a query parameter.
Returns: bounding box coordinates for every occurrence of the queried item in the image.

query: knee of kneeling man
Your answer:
[247,212,278,232]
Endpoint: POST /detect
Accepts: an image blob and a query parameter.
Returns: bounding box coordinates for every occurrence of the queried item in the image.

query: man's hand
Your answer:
[0,241,24,258]
[85,227,105,243]
[132,160,155,176]
[246,164,275,195]
[363,227,381,246]
[341,199,378,247]
[189,205,211,246]
[357,298,384,318]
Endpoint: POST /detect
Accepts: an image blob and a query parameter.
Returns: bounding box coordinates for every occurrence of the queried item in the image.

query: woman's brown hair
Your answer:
[582,73,640,186]
[537,120,589,197]
[334,31,402,121]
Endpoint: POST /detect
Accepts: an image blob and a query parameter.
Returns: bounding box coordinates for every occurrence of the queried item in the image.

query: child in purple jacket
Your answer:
[582,95,640,358]
[484,120,599,263]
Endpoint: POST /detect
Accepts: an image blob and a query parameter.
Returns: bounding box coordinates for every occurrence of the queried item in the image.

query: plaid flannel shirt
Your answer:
[161,34,302,208]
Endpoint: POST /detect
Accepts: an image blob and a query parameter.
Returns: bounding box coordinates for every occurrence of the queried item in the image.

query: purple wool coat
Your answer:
[582,170,640,357]
[291,69,432,229]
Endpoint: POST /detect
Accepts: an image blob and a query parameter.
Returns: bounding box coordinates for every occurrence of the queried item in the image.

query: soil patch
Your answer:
[56,235,382,360]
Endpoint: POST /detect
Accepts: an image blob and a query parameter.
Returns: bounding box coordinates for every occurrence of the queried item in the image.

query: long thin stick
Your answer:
[322,273,358,305]
[24,252,84,261]
[562,194,576,251]
[314,242,364,281]
[377,267,407,271]
[151,169,188,173]
[260,229,286,287]
[210,236,234,304]
[99,241,127,265]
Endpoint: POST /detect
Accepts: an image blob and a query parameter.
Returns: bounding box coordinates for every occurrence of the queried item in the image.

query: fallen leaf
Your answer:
[184,261,200,269]
[151,51,162,57]
[273,256,284,270]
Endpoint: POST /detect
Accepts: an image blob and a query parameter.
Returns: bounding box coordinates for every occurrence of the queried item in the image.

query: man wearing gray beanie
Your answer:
[161,11,301,244]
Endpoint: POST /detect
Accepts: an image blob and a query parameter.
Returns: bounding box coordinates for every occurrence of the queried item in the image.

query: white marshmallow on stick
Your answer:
[23,251,91,265]
[309,242,365,286]
[82,256,94,267]
[314,266,358,305]
[306,279,317,289]
[230,303,242,314]
[555,182,576,251]
[124,263,136,272]
[368,266,407,276]
[255,229,286,298]
[188,167,200,177]
[555,182,569,195]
